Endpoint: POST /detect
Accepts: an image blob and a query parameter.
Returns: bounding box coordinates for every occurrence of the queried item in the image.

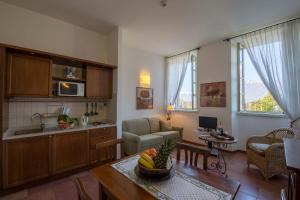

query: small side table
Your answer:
[195,130,238,177]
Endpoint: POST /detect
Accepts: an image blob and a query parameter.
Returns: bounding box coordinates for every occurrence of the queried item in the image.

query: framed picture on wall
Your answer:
[136,87,153,109]
[200,81,226,107]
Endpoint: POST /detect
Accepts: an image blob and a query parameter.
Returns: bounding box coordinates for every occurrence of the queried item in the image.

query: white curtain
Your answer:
[166,51,192,106]
[235,19,300,121]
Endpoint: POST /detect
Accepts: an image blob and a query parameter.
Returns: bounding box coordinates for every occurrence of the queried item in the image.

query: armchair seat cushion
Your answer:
[152,131,180,142]
[248,143,270,156]
[139,134,164,151]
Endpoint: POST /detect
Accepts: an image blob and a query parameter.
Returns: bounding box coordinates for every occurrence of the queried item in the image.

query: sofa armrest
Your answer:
[172,126,184,139]
[122,131,141,155]
[265,143,285,162]
[122,131,141,142]
[266,143,284,152]
[246,136,272,147]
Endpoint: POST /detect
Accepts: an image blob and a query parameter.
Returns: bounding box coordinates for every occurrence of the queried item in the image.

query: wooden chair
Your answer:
[74,177,93,200]
[176,142,210,170]
[95,139,125,164]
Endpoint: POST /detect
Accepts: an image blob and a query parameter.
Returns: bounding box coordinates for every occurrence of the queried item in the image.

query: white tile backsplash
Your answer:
[8,102,108,128]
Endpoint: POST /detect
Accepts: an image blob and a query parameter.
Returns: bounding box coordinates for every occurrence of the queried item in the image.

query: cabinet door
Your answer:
[0,47,8,189]
[52,131,89,174]
[7,53,52,97]
[86,66,113,98]
[89,127,116,164]
[3,136,51,188]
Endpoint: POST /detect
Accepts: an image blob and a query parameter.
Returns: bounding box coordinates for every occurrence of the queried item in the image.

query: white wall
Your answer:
[234,115,289,150]
[0,1,109,64]
[171,41,290,150]
[116,40,165,137]
[120,45,165,119]
[172,41,232,143]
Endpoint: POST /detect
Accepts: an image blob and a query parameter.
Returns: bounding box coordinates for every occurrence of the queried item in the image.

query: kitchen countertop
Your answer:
[3,123,116,140]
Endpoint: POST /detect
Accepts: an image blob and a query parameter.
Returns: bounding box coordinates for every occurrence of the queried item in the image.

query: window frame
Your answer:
[237,43,284,116]
[173,54,198,111]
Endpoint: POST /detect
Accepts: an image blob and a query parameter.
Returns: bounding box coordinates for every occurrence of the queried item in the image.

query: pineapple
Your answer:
[153,139,174,169]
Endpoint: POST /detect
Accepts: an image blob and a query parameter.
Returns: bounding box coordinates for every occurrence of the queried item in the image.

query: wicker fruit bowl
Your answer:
[136,140,175,178]
[137,157,173,177]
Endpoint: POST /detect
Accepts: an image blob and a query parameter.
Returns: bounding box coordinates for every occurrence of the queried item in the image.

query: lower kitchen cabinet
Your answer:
[3,136,51,188]
[89,127,116,164]
[2,127,116,188]
[52,131,89,174]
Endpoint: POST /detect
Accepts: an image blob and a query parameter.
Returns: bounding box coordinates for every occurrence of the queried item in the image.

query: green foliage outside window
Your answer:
[245,93,282,112]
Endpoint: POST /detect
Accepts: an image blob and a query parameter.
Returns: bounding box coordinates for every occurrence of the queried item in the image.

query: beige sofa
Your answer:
[122,118,183,155]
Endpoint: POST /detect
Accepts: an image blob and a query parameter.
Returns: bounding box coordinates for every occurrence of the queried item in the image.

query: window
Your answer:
[174,55,197,110]
[239,45,282,114]
[166,50,197,111]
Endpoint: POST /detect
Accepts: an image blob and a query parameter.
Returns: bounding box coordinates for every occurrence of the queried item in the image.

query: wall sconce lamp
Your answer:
[139,71,151,88]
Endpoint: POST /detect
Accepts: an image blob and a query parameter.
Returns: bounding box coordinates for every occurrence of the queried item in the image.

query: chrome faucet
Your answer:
[31,113,45,131]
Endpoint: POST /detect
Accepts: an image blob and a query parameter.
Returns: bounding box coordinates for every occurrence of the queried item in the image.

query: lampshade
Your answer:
[167,104,174,111]
[139,71,151,87]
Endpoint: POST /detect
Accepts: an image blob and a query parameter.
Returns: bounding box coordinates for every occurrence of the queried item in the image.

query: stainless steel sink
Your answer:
[14,127,60,136]
[14,128,43,135]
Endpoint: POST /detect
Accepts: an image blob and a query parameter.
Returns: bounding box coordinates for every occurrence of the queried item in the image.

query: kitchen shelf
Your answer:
[52,76,86,83]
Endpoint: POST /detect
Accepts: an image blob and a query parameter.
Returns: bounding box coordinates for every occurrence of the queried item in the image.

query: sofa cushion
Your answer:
[152,131,180,142]
[122,119,150,136]
[139,134,164,150]
[147,118,161,133]
[160,120,172,131]
[248,143,270,155]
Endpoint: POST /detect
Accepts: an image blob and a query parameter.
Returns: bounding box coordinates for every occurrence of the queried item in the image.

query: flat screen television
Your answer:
[199,116,217,130]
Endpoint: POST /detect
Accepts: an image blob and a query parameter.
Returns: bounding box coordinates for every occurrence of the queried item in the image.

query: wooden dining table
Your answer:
[91,155,240,200]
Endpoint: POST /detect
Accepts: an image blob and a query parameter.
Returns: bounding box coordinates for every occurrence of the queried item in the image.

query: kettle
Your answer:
[80,115,89,127]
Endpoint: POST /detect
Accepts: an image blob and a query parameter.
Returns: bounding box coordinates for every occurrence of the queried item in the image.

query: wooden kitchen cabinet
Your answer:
[52,131,89,174]
[0,47,8,189]
[89,127,116,164]
[6,53,52,97]
[86,66,113,98]
[3,136,51,188]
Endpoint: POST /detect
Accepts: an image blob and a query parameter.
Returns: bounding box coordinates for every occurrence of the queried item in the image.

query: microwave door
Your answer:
[60,82,78,96]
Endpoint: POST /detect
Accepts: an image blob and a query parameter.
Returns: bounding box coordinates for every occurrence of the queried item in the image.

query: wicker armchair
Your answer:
[246,128,295,180]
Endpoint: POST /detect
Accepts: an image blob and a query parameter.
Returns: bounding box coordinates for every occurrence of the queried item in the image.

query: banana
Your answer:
[140,153,155,166]
[138,158,154,169]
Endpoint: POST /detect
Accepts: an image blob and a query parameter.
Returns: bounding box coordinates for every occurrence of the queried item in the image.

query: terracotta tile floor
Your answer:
[0,151,287,200]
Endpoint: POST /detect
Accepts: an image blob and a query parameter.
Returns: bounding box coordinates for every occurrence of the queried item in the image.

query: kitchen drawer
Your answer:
[89,127,116,146]
[89,127,116,164]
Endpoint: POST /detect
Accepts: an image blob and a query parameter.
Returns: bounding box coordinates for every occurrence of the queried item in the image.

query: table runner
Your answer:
[111,155,231,200]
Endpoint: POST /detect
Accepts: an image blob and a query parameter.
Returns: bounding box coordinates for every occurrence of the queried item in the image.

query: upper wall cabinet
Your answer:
[86,66,113,99]
[6,53,52,97]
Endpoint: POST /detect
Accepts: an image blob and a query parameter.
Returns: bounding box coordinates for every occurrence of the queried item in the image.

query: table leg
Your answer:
[217,149,227,177]
[99,183,108,200]
[207,148,227,177]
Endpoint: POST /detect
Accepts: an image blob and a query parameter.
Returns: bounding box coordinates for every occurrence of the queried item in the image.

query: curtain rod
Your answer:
[224,16,300,42]
[166,47,200,59]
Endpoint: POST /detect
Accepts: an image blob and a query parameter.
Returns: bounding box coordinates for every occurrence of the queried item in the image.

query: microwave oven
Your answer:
[57,81,85,97]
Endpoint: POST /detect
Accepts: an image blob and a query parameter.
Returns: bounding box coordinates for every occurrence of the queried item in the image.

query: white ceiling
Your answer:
[2,0,300,56]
